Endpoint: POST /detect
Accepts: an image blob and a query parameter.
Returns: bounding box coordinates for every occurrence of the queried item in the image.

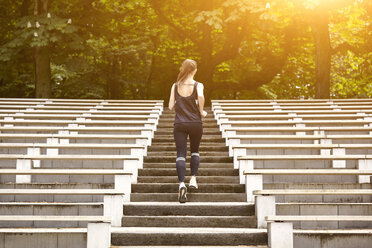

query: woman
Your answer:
[168,59,207,203]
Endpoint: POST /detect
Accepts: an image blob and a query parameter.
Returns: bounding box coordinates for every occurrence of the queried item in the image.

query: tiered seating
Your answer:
[213,99,372,248]
[0,98,162,248]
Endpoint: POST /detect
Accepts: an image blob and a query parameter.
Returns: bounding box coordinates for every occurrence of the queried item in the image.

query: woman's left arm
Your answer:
[197,83,206,117]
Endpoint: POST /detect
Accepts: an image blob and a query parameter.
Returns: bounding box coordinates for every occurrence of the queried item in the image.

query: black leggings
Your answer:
[173,122,203,182]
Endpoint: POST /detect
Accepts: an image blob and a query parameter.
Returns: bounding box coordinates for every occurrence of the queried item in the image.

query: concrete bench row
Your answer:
[0,187,126,226]
[243,168,372,203]
[237,155,372,184]
[0,215,112,248]
[0,109,161,115]
[0,133,151,146]
[0,126,155,139]
[228,135,372,162]
[252,188,372,228]
[211,99,372,104]
[222,126,372,138]
[215,109,372,115]
[212,100,372,109]
[0,119,158,132]
[231,143,372,170]
[213,105,372,110]
[1,113,159,121]
[266,215,372,248]
[217,113,372,121]
[0,101,163,107]
[219,119,372,130]
[2,113,161,127]
[0,154,141,183]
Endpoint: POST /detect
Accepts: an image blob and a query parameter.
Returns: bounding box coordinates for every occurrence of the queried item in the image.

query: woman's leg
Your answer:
[188,122,203,177]
[173,123,188,182]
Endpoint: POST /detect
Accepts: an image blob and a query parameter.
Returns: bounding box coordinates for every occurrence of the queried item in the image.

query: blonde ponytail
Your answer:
[176,59,197,85]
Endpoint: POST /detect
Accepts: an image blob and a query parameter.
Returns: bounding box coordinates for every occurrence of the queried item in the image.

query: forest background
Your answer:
[0,0,371,104]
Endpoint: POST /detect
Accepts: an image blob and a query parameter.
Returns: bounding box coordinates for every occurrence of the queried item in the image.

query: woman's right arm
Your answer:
[168,83,176,110]
[197,83,207,117]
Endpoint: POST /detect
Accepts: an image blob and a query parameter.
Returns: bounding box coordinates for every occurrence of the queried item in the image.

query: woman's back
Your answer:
[174,81,201,124]
[176,82,194,97]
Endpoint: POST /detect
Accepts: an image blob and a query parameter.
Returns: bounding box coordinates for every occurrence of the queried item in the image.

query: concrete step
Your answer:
[156,128,221,133]
[144,156,232,163]
[112,246,268,248]
[121,215,256,228]
[159,115,215,119]
[148,145,228,151]
[138,168,238,177]
[137,176,239,184]
[122,202,254,216]
[143,163,232,169]
[153,134,222,139]
[130,193,246,202]
[159,119,217,123]
[157,124,218,128]
[132,183,244,193]
[159,114,214,117]
[111,227,267,246]
[152,137,224,143]
[154,131,222,136]
[146,151,230,156]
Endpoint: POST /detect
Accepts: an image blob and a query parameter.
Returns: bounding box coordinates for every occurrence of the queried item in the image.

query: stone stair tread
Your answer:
[143,163,232,168]
[146,152,229,156]
[154,135,222,138]
[137,176,238,180]
[111,227,266,234]
[140,168,234,170]
[112,246,267,248]
[144,155,232,161]
[137,176,239,183]
[139,168,236,175]
[122,215,253,219]
[133,183,241,186]
[130,193,246,202]
[132,183,244,193]
[122,201,254,216]
[123,202,252,206]
[149,144,227,148]
[121,216,256,228]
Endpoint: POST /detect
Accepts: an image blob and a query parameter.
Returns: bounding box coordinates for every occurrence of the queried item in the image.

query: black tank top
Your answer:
[174,81,202,125]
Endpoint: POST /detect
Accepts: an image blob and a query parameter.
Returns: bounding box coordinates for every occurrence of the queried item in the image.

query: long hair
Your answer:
[176,59,197,85]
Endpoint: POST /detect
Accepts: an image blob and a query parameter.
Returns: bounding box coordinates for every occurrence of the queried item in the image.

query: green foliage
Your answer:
[0,0,370,101]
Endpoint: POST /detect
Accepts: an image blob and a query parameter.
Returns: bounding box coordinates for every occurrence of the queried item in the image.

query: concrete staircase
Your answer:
[112,108,268,247]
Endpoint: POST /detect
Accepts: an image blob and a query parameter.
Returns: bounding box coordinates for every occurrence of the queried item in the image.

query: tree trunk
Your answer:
[311,10,331,99]
[108,57,119,99]
[34,0,51,98]
[34,46,51,98]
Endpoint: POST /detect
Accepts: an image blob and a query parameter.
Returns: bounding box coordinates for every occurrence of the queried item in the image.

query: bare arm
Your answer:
[197,83,205,116]
[168,83,176,110]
